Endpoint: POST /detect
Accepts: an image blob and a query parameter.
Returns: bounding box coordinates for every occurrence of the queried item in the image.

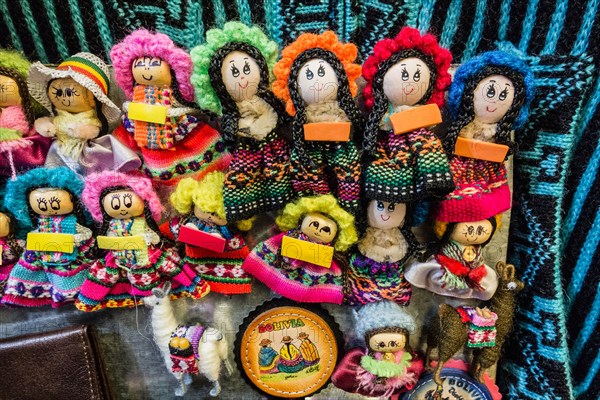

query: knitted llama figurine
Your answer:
[190,22,293,221]
[0,49,51,177]
[272,31,363,213]
[110,29,230,185]
[28,52,140,177]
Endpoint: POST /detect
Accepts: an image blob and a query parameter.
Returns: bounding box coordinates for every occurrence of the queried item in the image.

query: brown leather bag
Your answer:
[0,325,112,400]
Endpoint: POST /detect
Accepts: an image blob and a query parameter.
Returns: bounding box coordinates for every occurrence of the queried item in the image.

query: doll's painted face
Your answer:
[193,205,227,226]
[297,59,339,105]
[221,51,261,102]
[48,78,96,113]
[29,188,74,216]
[102,190,145,219]
[450,219,494,245]
[368,331,407,353]
[367,200,406,229]
[132,57,173,87]
[383,57,431,107]
[0,212,10,238]
[473,75,515,124]
[0,75,22,107]
[300,212,338,244]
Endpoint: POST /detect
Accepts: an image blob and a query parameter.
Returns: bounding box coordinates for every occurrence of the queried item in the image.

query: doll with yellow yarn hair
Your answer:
[404,214,502,301]
[271,32,363,213]
[167,172,252,295]
[242,194,358,304]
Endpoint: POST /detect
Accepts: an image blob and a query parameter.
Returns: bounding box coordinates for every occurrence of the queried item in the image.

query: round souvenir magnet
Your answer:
[234,298,343,399]
[402,359,501,400]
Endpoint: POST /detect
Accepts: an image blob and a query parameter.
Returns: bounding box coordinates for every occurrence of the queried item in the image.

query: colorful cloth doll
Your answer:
[404,213,503,300]
[75,171,208,311]
[344,200,419,306]
[28,52,140,177]
[190,22,293,222]
[0,187,25,301]
[0,49,52,177]
[437,50,534,220]
[166,172,253,295]
[332,301,424,398]
[362,27,454,202]
[110,29,230,186]
[242,194,358,304]
[272,31,363,213]
[1,167,95,307]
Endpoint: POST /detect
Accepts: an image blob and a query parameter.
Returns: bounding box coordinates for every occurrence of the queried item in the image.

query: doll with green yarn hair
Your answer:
[242,194,358,304]
[167,172,253,295]
[0,49,52,177]
[190,22,293,222]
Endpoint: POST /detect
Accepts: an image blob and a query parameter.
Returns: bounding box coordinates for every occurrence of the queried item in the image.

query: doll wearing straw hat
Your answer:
[0,49,52,177]
[28,52,140,177]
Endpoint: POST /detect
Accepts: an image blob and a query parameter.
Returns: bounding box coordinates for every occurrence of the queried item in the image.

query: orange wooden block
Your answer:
[303,122,351,142]
[389,103,442,134]
[454,137,509,162]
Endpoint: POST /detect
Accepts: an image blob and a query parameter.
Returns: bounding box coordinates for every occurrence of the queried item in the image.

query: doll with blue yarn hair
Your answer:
[332,301,424,398]
[1,167,94,307]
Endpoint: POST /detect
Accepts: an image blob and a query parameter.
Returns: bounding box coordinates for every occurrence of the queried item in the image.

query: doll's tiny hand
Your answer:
[73,124,100,140]
[34,117,57,137]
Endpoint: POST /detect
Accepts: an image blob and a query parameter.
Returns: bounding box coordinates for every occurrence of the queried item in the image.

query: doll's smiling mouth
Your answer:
[142,74,153,81]
[238,81,249,89]
[486,106,497,112]
[403,87,415,95]
[60,100,72,106]
[120,210,128,215]
[380,215,390,221]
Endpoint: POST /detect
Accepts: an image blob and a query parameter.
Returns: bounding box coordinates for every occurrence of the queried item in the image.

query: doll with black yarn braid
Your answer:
[75,171,209,312]
[361,28,454,204]
[190,22,294,222]
[272,31,363,213]
[344,200,421,306]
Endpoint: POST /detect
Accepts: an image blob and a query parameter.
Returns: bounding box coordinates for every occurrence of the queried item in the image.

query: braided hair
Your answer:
[287,48,364,165]
[98,186,162,245]
[363,50,438,156]
[169,68,198,109]
[0,66,35,127]
[208,42,288,150]
[443,66,526,157]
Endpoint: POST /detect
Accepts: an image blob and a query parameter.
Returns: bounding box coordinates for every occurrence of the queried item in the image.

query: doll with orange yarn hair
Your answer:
[272,31,363,213]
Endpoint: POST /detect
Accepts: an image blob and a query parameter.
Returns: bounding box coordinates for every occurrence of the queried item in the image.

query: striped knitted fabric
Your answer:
[364,127,453,202]
[223,132,294,222]
[344,252,412,306]
[113,122,231,187]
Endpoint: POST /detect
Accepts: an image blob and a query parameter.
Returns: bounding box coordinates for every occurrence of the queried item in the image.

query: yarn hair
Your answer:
[275,194,358,252]
[110,29,195,102]
[361,27,452,154]
[206,42,288,150]
[190,21,279,115]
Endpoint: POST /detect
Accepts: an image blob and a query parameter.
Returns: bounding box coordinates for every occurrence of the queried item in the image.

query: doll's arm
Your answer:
[34,117,57,138]
[173,114,199,142]
[122,114,136,134]
[142,228,161,246]
[66,123,101,140]
[73,224,92,244]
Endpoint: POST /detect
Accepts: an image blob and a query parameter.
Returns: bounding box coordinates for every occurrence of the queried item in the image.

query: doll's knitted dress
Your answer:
[0,238,24,301]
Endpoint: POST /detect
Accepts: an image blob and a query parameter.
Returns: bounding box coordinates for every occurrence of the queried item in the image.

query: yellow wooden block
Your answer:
[281,235,334,268]
[128,102,168,124]
[27,232,74,253]
[97,235,145,251]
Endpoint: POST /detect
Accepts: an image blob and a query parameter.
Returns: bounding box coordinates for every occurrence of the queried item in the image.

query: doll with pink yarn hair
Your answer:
[75,171,209,312]
[110,30,230,185]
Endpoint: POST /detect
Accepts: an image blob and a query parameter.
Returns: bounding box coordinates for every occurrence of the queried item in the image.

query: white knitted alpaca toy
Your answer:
[144,282,233,397]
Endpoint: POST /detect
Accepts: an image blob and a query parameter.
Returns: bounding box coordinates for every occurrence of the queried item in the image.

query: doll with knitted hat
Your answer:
[0,184,25,301]
[272,31,363,213]
[344,199,420,306]
[166,172,252,295]
[111,29,230,185]
[1,167,95,307]
[362,27,454,202]
[0,49,52,177]
[190,22,293,222]
[75,171,209,312]
[332,301,424,397]
[437,50,534,220]
[28,52,140,177]
[242,194,358,304]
